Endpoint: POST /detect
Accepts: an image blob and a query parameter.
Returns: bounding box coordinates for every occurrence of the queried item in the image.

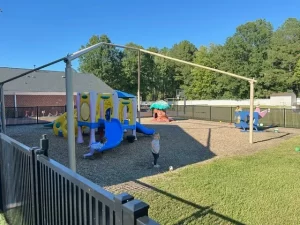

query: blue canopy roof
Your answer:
[150,100,170,110]
[115,90,136,98]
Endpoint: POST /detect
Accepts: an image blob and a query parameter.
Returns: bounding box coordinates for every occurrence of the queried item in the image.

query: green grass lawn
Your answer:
[126,136,300,225]
[0,214,7,225]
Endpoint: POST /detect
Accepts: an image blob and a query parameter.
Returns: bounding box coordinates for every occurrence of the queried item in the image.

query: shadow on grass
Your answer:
[135,180,245,225]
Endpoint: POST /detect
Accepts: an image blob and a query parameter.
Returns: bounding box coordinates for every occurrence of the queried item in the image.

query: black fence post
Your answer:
[32,147,45,225]
[30,147,42,225]
[40,134,49,157]
[114,193,134,225]
[209,106,212,121]
[230,107,233,123]
[36,106,39,124]
[14,106,17,118]
[123,199,150,225]
[183,97,186,115]
[137,217,160,225]
[192,105,194,119]
[284,108,286,128]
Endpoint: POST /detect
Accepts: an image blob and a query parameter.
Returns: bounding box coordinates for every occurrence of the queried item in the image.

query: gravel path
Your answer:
[6,118,300,193]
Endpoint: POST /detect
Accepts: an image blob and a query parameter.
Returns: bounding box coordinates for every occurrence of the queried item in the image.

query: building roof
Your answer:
[0,67,114,94]
[270,92,296,97]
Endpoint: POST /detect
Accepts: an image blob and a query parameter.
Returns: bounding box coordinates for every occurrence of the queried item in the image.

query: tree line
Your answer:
[78,18,300,101]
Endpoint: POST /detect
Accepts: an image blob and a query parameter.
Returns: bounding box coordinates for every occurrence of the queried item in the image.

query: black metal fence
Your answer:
[167,105,300,128]
[5,104,300,129]
[0,133,159,225]
[4,106,66,125]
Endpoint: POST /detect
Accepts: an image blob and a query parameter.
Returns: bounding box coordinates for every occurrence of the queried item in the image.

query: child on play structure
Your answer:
[151,132,160,168]
[83,136,107,159]
[234,105,242,123]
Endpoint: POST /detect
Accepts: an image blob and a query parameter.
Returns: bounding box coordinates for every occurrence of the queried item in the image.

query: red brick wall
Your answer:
[4,95,76,107]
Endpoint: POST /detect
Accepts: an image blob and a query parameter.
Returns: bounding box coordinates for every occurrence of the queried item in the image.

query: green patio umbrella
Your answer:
[150,100,170,110]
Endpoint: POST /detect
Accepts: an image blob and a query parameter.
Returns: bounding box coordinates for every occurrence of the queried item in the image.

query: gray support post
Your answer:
[65,59,76,172]
[137,50,141,123]
[0,85,6,133]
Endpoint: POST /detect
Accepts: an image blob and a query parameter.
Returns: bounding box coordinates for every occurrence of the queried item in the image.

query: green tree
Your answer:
[120,43,140,95]
[141,47,158,100]
[220,19,273,98]
[168,40,197,92]
[78,34,123,90]
[152,47,179,100]
[291,59,300,94]
[263,18,300,96]
[187,45,221,99]
[78,18,300,100]
[121,43,158,100]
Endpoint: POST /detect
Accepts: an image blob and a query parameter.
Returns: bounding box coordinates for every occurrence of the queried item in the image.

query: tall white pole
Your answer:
[14,93,17,108]
[0,85,6,134]
[249,80,255,144]
[65,59,76,172]
[137,50,141,123]
[14,93,17,118]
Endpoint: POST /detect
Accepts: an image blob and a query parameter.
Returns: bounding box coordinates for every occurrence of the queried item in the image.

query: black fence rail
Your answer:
[0,133,159,225]
[4,106,66,125]
[167,105,300,128]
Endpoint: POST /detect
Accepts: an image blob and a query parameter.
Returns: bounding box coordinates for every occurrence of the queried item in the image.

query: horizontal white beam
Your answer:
[68,42,257,83]
[140,49,258,83]
[67,42,139,61]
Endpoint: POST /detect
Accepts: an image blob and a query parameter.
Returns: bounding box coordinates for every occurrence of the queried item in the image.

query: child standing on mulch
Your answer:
[84,137,107,159]
[151,132,160,168]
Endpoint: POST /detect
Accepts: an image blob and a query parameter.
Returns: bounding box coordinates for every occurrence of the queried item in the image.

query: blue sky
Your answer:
[0,0,299,72]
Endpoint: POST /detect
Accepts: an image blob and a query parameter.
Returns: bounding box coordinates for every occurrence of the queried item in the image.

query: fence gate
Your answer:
[0,133,36,225]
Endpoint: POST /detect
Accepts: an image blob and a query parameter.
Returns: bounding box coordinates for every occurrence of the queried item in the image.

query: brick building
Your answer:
[0,67,114,108]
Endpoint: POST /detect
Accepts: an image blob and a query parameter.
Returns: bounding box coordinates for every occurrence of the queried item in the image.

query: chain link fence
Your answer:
[167,105,300,128]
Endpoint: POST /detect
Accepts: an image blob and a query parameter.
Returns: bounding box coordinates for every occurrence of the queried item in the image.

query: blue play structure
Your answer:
[80,118,155,153]
[47,90,156,159]
[234,111,262,132]
[97,118,123,151]
[136,122,156,135]
[74,90,155,158]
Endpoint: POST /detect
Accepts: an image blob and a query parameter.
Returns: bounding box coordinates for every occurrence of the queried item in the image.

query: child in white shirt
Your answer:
[83,137,107,159]
[151,133,160,168]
